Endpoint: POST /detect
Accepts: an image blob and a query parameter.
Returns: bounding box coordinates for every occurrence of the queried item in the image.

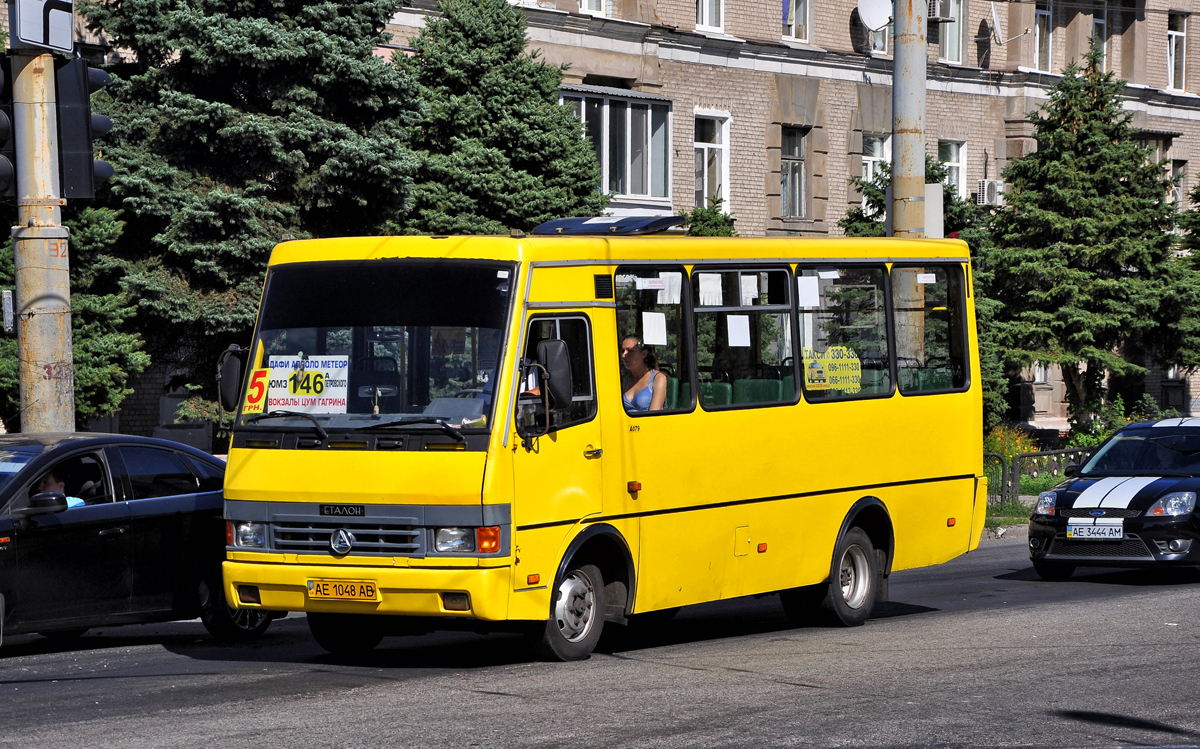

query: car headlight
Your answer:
[1147,492,1197,517]
[233,522,266,548]
[1034,491,1057,516]
[435,527,475,553]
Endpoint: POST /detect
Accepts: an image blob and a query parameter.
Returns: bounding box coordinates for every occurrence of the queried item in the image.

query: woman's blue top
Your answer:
[623,370,658,411]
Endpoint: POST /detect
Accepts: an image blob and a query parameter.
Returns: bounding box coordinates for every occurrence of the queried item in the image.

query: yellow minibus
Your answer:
[218,217,986,660]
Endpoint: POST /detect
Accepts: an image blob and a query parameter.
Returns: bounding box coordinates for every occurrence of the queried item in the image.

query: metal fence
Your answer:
[985,447,1094,505]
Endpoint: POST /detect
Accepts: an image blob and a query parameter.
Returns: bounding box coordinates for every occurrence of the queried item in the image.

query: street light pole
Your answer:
[11,51,73,432]
[891,0,926,238]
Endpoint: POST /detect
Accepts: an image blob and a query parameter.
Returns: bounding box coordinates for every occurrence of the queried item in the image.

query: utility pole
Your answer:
[11,51,73,432]
[891,0,927,238]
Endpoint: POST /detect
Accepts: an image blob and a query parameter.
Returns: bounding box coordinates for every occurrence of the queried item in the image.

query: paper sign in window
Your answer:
[797,276,821,309]
[698,273,723,306]
[727,315,751,347]
[817,270,840,279]
[657,272,682,305]
[740,275,759,306]
[641,311,668,346]
[635,277,667,291]
[917,273,938,284]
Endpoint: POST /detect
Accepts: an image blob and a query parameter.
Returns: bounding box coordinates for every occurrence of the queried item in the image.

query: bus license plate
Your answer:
[307,579,379,601]
[1066,522,1123,540]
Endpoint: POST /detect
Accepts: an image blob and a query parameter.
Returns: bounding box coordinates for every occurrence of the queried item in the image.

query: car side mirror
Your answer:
[536,339,573,409]
[13,492,68,518]
[1064,464,1079,478]
[217,344,248,412]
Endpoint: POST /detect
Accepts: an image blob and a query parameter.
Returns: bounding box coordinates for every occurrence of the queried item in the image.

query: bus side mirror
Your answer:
[537,339,573,409]
[1064,464,1079,478]
[218,344,248,413]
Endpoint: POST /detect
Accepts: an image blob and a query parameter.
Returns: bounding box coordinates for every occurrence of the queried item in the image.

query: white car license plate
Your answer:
[1066,522,1124,540]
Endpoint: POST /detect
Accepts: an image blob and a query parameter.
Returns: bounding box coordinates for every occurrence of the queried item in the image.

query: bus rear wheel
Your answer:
[307,612,384,655]
[531,563,606,661]
[783,527,878,627]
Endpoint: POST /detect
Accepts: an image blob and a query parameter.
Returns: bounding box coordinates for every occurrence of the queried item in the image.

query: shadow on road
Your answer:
[1055,709,1200,738]
[996,566,1200,586]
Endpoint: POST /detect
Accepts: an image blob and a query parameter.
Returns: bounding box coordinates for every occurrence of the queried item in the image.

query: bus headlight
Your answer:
[1034,492,1057,516]
[435,528,475,552]
[234,522,266,547]
[1148,492,1196,517]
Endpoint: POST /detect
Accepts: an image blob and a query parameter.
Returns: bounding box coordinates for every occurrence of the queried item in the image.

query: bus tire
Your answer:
[788,527,879,627]
[1032,561,1075,581]
[307,612,384,655]
[532,563,606,661]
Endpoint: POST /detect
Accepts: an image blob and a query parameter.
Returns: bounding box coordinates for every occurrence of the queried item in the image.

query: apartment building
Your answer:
[388,0,1200,428]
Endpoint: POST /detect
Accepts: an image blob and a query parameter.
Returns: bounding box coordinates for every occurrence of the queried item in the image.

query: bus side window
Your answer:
[520,315,597,430]
[892,265,969,393]
[797,265,891,400]
[691,268,796,408]
[614,266,692,413]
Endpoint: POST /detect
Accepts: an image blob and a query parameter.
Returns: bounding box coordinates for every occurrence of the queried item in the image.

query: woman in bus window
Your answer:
[621,335,667,412]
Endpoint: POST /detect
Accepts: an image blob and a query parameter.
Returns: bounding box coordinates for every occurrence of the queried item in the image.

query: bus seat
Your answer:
[897,368,919,391]
[664,376,679,410]
[733,378,782,404]
[699,381,732,407]
[783,375,795,400]
[680,381,691,407]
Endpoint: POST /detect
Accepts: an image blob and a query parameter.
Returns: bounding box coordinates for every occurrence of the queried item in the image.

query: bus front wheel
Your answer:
[307,612,384,655]
[531,563,606,661]
[782,527,878,627]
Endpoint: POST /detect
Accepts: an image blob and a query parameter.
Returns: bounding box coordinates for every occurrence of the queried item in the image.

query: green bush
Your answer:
[983,425,1037,460]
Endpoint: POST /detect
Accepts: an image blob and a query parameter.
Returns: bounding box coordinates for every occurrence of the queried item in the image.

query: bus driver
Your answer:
[621,335,667,412]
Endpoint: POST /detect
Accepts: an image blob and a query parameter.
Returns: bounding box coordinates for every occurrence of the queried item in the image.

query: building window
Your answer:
[871,22,892,54]
[563,95,671,200]
[1092,2,1107,71]
[938,140,966,199]
[860,133,890,205]
[781,127,807,219]
[697,0,722,31]
[1172,160,1187,204]
[694,115,728,209]
[783,0,808,40]
[1033,363,1049,384]
[1034,1,1053,72]
[579,0,607,15]
[1169,13,1187,91]
[938,0,964,63]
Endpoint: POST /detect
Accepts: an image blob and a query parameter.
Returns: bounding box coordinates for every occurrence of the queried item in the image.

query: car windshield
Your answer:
[0,445,43,492]
[240,259,515,432]
[1081,427,1200,476]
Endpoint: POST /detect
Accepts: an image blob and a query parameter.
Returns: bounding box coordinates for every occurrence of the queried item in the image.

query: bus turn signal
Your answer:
[476,526,501,553]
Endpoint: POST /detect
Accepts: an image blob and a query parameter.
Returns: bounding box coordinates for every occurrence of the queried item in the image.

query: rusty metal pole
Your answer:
[11,52,73,432]
[891,0,926,238]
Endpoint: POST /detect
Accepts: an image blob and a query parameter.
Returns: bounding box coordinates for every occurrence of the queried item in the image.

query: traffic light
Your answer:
[0,56,15,198]
[55,57,113,200]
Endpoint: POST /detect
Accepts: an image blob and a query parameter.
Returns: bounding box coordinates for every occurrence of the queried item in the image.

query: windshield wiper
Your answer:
[246,410,329,440]
[351,417,464,442]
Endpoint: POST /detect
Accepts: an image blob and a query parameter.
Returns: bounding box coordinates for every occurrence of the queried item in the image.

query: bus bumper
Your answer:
[223,560,513,621]
[968,476,989,552]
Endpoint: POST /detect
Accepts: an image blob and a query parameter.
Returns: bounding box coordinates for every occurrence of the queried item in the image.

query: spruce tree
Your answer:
[398,0,607,234]
[78,0,420,386]
[0,207,150,430]
[983,42,1200,429]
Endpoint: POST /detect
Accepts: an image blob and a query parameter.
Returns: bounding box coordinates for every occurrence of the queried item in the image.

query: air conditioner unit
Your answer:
[928,0,955,23]
[976,179,1005,206]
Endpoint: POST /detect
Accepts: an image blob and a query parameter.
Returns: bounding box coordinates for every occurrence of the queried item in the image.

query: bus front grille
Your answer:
[271,521,424,556]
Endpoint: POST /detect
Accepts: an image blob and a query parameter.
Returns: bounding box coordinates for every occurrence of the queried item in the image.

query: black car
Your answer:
[1029,420,1200,580]
[0,433,276,643]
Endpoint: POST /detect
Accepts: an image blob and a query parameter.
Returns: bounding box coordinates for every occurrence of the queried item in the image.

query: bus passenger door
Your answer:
[511,314,603,564]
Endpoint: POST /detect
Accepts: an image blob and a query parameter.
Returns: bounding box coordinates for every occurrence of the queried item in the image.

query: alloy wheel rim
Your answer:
[838,545,871,609]
[554,571,595,642]
[229,607,268,631]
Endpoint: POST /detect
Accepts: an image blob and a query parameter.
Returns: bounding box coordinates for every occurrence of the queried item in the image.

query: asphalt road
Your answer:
[4,534,1200,749]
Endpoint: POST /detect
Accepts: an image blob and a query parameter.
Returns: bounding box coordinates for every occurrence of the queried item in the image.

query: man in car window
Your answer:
[37,470,85,508]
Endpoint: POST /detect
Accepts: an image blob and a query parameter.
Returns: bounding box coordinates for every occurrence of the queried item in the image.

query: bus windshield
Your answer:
[242,259,515,431]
